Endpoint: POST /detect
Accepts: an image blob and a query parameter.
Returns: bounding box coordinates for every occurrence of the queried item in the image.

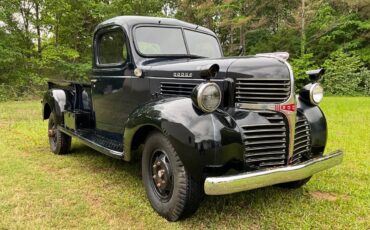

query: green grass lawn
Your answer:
[0,97,369,229]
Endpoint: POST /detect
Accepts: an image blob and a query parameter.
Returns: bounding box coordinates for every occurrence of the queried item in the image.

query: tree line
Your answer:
[0,0,369,100]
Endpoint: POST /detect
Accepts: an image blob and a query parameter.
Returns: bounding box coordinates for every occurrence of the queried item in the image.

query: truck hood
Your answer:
[140,56,291,80]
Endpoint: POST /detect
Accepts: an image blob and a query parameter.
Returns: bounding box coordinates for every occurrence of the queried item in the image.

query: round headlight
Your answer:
[192,82,221,112]
[310,83,324,105]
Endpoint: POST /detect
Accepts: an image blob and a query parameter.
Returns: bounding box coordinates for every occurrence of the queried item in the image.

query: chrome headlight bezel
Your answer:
[309,83,324,105]
[299,82,324,106]
[192,82,221,113]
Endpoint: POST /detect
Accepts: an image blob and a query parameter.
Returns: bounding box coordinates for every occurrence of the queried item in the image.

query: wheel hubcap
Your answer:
[48,120,57,144]
[48,129,56,137]
[151,150,173,199]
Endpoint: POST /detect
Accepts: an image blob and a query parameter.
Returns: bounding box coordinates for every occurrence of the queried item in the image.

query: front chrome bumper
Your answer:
[204,150,343,195]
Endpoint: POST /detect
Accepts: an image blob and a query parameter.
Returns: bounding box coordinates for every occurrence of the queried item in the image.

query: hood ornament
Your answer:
[256,52,290,60]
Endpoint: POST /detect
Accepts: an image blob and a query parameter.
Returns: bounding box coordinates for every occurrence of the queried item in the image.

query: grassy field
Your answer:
[0,97,369,229]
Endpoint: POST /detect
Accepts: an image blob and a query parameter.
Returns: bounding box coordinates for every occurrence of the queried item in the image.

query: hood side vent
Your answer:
[235,78,290,104]
[160,82,197,96]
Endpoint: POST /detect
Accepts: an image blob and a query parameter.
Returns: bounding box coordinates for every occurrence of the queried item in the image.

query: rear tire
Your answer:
[142,132,202,221]
[48,111,71,155]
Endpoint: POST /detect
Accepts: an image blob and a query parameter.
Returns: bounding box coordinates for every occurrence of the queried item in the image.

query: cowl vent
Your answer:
[160,82,198,96]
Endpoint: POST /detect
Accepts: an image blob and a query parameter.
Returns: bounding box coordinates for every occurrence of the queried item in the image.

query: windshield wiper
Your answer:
[186,54,206,59]
[150,54,207,59]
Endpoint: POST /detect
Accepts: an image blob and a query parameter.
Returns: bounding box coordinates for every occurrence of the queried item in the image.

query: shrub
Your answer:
[322,49,369,95]
[291,53,318,90]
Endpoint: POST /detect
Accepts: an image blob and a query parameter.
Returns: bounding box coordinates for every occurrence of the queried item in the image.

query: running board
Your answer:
[58,126,124,159]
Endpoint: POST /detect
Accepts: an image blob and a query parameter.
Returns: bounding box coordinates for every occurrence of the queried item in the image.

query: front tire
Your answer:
[276,176,312,189]
[142,132,202,221]
[48,111,71,155]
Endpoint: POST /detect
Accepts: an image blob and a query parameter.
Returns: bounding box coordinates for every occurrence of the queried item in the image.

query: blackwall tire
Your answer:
[48,112,71,155]
[276,176,312,189]
[142,132,202,221]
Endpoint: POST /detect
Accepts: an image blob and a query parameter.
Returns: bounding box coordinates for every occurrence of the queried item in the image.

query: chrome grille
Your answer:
[160,82,197,96]
[235,78,290,103]
[242,111,288,169]
[291,114,311,164]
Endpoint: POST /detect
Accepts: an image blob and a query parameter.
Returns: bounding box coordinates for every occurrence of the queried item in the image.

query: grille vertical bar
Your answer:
[242,111,288,169]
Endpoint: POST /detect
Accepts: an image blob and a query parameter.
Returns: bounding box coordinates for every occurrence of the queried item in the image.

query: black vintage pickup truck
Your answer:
[42,16,343,221]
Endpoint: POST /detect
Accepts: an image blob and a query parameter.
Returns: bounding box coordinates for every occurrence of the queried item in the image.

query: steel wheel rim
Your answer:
[48,118,57,147]
[149,149,174,201]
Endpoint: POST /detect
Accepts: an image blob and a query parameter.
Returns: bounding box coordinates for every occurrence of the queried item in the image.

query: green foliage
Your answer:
[306,3,370,66]
[0,0,369,100]
[40,44,90,81]
[291,53,318,90]
[323,49,370,96]
[247,28,301,57]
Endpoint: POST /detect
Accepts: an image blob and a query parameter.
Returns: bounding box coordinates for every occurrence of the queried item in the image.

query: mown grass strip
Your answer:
[0,97,369,229]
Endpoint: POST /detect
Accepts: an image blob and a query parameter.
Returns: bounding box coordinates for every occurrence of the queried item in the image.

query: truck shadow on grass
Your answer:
[69,142,308,225]
[69,142,142,174]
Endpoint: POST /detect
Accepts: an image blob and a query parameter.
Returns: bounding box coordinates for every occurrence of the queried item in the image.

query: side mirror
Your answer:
[306,68,325,82]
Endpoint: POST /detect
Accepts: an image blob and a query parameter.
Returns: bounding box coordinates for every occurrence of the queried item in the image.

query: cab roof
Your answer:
[96,16,215,36]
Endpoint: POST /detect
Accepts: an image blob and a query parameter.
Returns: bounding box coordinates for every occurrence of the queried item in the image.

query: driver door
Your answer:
[91,26,133,134]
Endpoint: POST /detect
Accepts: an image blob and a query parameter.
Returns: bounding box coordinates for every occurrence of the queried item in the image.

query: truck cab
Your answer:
[42,16,343,221]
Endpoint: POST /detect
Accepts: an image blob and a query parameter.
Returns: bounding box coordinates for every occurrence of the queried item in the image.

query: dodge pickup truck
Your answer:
[42,16,343,221]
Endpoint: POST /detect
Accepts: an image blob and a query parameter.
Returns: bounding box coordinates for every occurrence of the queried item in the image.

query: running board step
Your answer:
[58,126,124,159]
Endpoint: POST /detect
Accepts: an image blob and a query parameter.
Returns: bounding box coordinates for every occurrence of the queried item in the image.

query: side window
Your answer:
[97,29,127,65]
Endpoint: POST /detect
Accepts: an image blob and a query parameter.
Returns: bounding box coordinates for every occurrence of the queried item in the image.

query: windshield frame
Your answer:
[132,24,223,58]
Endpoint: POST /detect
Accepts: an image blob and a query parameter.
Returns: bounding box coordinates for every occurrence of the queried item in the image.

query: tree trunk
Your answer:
[20,3,31,58]
[300,0,306,57]
[35,2,42,57]
[55,13,60,46]
[229,27,233,56]
[240,25,244,56]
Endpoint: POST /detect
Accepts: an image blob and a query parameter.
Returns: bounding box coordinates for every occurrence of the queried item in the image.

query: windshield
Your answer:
[135,26,222,58]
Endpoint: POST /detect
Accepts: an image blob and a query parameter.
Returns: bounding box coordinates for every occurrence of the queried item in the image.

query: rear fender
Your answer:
[124,97,244,179]
[42,89,71,125]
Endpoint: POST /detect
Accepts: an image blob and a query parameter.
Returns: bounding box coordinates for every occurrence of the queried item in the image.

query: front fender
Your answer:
[124,97,244,180]
[297,97,327,155]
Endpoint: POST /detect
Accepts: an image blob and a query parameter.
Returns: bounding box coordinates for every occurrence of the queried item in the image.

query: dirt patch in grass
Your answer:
[82,192,103,209]
[0,121,9,128]
[39,164,59,174]
[310,191,338,201]
[309,191,349,201]
[248,223,261,230]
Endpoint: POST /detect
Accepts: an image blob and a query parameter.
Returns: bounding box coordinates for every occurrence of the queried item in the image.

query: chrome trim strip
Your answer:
[235,57,296,162]
[91,75,135,79]
[204,150,343,195]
